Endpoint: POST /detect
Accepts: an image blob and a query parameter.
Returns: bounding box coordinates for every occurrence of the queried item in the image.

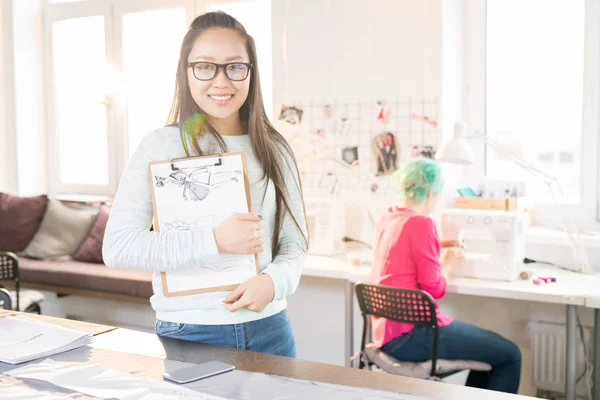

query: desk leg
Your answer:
[345,280,354,367]
[593,308,599,400]
[566,305,577,400]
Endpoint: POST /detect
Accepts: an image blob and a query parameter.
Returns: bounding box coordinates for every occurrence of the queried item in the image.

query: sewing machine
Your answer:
[439,208,527,281]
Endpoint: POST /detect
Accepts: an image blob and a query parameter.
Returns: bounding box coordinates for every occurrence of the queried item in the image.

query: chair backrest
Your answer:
[0,288,12,310]
[355,282,438,327]
[354,282,440,376]
[0,252,19,281]
[0,252,19,310]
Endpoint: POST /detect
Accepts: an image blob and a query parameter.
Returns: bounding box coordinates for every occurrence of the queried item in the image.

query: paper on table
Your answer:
[4,359,231,400]
[0,316,93,364]
[0,383,69,400]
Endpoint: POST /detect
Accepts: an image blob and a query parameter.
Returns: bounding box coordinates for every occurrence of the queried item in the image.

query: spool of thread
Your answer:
[520,270,533,280]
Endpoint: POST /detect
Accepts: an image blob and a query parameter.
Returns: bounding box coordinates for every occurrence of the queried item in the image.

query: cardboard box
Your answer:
[455,197,517,211]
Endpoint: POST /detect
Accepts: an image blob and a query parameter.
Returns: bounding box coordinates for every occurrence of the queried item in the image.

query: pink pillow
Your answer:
[73,205,110,263]
[0,193,49,252]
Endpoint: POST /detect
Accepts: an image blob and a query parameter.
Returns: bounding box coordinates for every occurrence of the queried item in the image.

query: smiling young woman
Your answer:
[103,11,308,358]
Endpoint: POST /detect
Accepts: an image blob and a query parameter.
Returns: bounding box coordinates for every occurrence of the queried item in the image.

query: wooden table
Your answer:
[88,325,536,399]
[2,311,536,399]
[0,309,116,336]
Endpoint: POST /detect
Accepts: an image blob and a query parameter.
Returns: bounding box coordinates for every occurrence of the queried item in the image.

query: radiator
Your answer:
[531,321,592,396]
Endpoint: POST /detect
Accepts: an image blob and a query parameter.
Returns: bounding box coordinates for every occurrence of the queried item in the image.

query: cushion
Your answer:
[363,343,491,379]
[17,257,153,299]
[0,193,48,252]
[22,199,98,260]
[73,205,110,263]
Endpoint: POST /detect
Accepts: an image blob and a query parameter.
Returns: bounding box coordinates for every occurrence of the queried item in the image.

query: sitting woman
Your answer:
[370,157,521,394]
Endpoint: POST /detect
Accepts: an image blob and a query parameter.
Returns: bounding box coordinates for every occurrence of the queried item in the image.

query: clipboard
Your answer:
[148,152,260,297]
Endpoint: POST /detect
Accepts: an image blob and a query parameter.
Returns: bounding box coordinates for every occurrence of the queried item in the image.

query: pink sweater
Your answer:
[370,206,453,348]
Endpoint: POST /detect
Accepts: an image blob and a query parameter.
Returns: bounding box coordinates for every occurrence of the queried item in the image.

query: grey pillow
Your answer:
[22,199,99,260]
[363,343,491,378]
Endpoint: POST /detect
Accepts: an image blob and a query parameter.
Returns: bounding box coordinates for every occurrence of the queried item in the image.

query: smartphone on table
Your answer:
[163,360,235,384]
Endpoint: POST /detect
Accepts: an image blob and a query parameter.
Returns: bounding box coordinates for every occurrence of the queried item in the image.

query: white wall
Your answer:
[0,0,18,194]
[272,0,441,106]
[272,0,443,245]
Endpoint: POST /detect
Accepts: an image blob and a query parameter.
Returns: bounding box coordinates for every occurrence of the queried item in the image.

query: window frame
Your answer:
[44,0,195,197]
[466,0,600,230]
[45,0,115,196]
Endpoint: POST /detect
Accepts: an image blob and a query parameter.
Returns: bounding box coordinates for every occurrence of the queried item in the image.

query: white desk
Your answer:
[303,255,600,400]
[585,295,600,400]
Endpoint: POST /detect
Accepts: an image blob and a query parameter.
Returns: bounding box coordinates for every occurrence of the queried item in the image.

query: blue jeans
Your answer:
[155,309,296,358]
[381,320,521,394]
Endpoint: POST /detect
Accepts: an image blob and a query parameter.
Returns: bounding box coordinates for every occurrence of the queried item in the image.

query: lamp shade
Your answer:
[436,122,475,164]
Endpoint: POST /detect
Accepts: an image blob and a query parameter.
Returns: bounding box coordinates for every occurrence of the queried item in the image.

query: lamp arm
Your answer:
[473,131,590,273]
[474,133,557,185]
[546,180,591,273]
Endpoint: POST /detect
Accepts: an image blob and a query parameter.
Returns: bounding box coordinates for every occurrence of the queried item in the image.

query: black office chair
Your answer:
[355,282,491,380]
[0,288,11,310]
[0,252,43,314]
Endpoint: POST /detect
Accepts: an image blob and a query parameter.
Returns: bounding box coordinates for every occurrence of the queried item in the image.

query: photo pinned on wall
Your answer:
[279,105,303,125]
[372,132,398,176]
[420,145,436,159]
[411,145,420,157]
[370,101,391,125]
[341,146,359,165]
[317,172,341,196]
[410,113,438,128]
[322,104,338,136]
[338,117,351,135]
[409,145,436,159]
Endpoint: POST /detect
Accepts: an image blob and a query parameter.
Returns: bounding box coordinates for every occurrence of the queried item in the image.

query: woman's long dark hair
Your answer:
[166,11,308,256]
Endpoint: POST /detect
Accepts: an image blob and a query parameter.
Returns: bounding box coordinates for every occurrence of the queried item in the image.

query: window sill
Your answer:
[527,226,600,249]
[55,194,113,204]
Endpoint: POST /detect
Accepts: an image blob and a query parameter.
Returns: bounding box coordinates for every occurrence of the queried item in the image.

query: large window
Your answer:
[45,0,273,196]
[486,0,586,205]
[469,0,600,227]
[52,16,109,186]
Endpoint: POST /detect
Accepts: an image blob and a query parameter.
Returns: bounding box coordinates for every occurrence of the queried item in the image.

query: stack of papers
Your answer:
[5,360,232,400]
[0,315,93,364]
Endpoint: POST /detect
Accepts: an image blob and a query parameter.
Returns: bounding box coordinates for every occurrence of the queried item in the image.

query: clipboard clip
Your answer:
[170,155,223,171]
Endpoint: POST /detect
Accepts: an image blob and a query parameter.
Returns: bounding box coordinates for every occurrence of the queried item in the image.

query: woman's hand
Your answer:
[222,274,275,313]
[440,239,463,249]
[213,213,264,254]
[440,247,464,279]
[441,247,464,265]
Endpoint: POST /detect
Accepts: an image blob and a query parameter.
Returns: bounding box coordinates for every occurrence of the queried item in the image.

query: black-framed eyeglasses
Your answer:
[187,62,252,81]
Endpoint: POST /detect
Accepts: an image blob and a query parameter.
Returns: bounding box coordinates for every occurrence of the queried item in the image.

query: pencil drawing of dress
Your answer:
[154,167,242,202]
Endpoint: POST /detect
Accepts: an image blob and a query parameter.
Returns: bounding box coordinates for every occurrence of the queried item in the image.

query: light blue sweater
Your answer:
[102,126,307,325]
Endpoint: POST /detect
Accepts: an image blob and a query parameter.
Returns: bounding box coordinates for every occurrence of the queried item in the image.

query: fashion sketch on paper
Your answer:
[154,167,242,201]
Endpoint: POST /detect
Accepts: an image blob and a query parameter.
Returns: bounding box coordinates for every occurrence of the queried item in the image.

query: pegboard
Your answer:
[278,97,439,209]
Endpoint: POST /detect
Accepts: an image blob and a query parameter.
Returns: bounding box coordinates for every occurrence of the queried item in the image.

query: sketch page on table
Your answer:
[149,152,258,297]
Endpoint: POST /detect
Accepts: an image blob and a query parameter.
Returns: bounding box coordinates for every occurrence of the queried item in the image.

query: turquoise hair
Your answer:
[392,157,444,204]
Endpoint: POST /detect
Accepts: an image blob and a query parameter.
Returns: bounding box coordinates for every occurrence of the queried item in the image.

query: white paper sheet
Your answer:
[5,360,230,400]
[150,154,257,292]
[0,316,92,364]
[0,383,69,400]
